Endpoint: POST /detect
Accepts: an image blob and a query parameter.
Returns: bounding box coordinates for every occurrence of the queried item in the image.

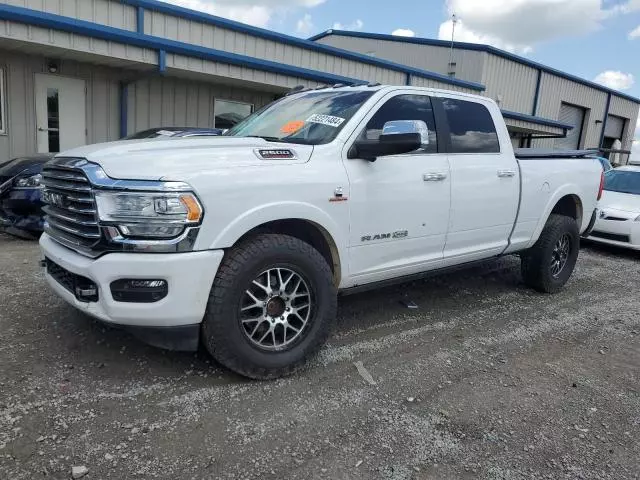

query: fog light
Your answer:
[110,279,168,303]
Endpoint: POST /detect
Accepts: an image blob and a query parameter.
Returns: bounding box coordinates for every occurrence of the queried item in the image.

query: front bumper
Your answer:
[40,232,224,333]
[586,214,640,250]
[0,187,44,236]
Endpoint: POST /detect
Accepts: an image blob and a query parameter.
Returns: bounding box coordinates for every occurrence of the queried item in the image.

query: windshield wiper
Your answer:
[243,135,286,143]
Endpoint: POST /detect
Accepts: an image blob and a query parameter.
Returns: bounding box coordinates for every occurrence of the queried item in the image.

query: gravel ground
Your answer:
[1,232,639,480]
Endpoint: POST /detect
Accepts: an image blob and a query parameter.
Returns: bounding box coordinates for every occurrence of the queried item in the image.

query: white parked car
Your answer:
[39,85,602,379]
[588,165,640,250]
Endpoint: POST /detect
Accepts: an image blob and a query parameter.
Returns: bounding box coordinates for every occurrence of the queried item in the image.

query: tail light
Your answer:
[597,171,604,200]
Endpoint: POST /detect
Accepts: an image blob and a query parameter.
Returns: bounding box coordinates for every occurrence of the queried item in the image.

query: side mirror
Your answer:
[348,120,428,161]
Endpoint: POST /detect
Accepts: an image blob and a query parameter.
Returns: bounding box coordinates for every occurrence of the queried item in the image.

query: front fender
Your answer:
[208,201,349,277]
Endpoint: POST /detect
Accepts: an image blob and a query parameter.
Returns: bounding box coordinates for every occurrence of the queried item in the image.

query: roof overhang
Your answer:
[501,110,573,137]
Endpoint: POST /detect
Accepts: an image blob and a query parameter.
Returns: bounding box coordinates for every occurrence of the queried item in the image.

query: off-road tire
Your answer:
[202,234,337,379]
[521,214,580,293]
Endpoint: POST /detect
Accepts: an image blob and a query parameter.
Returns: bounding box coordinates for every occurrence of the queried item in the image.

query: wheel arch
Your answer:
[526,188,585,249]
[210,203,347,286]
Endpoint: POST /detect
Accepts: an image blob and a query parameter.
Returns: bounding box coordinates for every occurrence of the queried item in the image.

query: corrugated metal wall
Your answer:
[408,75,479,94]
[126,75,274,134]
[0,48,280,158]
[533,72,609,149]
[4,0,137,31]
[313,35,485,83]
[145,11,405,86]
[482,54,538,113]
[165,53,328,91]
[0,20,157,67]
[504,118,562,136]
[0,50,122,160]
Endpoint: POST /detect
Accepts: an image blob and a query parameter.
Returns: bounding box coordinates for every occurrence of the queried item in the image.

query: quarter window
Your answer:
[359,94,438,153]
[214,99,253,129]
[441,98,500,154]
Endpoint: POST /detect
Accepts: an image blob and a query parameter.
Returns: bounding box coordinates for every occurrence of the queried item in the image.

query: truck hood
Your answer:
[599,190,640,214]
[57,137,314,181]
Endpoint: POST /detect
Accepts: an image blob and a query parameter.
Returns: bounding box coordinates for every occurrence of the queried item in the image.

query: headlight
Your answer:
[94,191,203,238]
[635,215,640,222]
[14,173,43,189]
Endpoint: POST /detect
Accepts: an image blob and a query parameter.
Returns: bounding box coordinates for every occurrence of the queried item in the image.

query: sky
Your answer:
[161,0,640,157]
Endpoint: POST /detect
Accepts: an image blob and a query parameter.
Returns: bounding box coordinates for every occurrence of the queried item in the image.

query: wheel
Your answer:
[202,234,337,379]
[521,214,580,293]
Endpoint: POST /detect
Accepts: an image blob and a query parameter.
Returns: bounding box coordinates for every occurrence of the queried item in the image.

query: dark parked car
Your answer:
[0,128,224,238]
[124,127,224,139]
[0,154,54,238]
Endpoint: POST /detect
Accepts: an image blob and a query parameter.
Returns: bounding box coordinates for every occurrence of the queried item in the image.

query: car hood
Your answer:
[58,138,315,181]
[599,190,640,214]
[0,154,54,181]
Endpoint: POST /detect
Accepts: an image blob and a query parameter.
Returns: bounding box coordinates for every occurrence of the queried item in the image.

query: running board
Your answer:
[339,255,505,296]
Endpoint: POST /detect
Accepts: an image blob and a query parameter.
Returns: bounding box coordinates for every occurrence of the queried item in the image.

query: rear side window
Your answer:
[441,98,500,154]
[359,94,438,153]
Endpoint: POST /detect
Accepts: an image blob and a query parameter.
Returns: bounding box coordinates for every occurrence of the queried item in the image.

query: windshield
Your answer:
[603,170,640,195]
[225,90,374,145]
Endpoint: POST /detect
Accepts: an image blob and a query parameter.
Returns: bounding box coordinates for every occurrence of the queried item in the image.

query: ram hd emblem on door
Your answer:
[361,230,408,242]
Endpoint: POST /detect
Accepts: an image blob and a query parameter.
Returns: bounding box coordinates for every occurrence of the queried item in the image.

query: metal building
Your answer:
[0,1,636,162]
[0,0,487,160]
[310,30,640,155]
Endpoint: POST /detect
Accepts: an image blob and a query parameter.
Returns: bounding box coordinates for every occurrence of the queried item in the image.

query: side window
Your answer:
[441,98,500,154]
[359,94,438,153]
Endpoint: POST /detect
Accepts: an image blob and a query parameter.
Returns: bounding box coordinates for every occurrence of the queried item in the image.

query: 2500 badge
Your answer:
[361,230,408,242]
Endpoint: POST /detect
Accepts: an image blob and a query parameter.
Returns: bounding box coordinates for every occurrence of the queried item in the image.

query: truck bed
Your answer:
[514,149,598,159]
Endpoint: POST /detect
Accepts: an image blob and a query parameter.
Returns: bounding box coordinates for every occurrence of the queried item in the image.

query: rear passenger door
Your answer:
[440,97,520,263]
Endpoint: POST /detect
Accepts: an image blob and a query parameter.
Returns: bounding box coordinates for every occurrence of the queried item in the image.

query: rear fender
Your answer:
[525,185,585,249]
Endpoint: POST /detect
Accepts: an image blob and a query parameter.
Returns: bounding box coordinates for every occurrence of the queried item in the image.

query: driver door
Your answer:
[342,93,451,283]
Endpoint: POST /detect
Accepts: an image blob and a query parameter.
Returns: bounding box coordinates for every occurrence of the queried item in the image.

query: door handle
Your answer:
[497,170,516,178]
[38,127,60,132]
[423,172,447,182]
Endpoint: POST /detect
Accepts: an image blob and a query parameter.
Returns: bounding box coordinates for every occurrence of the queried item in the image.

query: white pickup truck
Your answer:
[40,85,603,379]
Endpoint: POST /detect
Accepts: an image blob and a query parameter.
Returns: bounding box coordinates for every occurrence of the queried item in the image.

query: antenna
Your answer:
[448,14,457,77]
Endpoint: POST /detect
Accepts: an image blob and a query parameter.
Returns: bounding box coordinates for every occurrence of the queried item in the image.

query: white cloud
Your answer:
[438,0,640,54]
[630,25,640,39]
[593,71,635,90]
[159,0,326,28]
[439,18,532,53]
[296,13,314,35]
[392,28,416,37]
[332,19,364,31]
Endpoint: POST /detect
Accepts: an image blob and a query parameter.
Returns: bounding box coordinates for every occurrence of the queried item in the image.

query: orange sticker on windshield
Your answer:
[280,120,305,134]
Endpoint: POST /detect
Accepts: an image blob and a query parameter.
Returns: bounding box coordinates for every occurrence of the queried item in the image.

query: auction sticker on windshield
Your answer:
[306,114,345,128]
[280,120,305,134]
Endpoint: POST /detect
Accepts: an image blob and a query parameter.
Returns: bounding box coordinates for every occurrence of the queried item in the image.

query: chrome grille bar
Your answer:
[42,164,101,249]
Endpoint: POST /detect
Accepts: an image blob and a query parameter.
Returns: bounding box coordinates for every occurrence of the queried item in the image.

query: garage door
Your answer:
[555,103,585,150]
[604,115,625,139]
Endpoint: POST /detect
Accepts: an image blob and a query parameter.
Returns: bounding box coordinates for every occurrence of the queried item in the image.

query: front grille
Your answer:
[45,257,75,293]
[590,231,630,243]
[45,257,99,302]
[42,165,101,250]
